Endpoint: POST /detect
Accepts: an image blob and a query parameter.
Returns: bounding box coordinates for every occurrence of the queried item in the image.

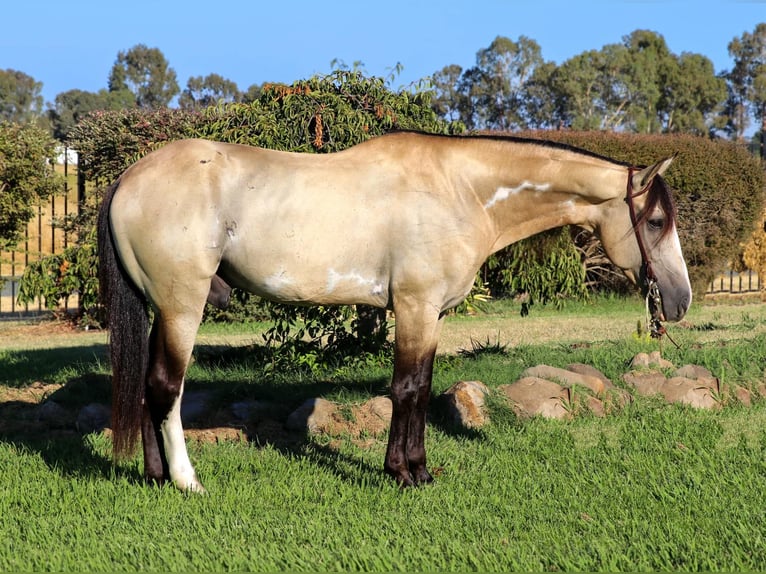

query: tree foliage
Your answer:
[178,74,240,110]
[726,23,766,155]
[0,69,44,124]
[107,44,179,109]
[48,88,135,141]
[0,121,62,250]
[431,31,727,136]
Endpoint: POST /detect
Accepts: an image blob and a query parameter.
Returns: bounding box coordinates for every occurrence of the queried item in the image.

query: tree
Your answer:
[543,49,625,130]
[108,44,179,108]
[429,36,547,130]
[0,122,62,250]
[660,52,726,135]
[429,64,467,123]
[726,23,766,157]
[0,69,44,123]
[241,83,264,103]
[178,74,240,109]
[48,88,135,141]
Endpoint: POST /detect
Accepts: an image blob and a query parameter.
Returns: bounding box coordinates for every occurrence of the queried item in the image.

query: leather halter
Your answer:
[625,167,657,285]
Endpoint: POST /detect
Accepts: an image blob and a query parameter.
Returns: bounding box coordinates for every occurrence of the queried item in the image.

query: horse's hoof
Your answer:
[412,468,434,485]
[176,474,207,495]
[385,466,415,488]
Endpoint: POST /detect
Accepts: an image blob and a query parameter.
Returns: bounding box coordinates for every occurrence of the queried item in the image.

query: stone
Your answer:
[499,377,571,420]
[77,403,111,434]
[622,371,667,396]
[566,363,614,389]
[442,381,490,429]
[230,400,280,422]
[630,352,674,370]
[286,397,336,433]
[36,400,71,428]
[661,377,720,409]
[522,364,605,395]
[181,391,212,424]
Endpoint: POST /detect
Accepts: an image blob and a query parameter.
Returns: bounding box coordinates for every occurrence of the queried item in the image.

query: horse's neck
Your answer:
[458,144,626,254]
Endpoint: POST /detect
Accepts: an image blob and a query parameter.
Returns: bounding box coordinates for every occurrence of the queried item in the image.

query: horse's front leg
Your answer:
[384,303,443,487]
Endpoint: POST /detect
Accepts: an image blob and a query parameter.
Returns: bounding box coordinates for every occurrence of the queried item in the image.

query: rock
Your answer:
[566,363,614,389]
[630,352,674,370]
[522,364,605,395]
[354,397,393,435]
[499,377,571,420]
[661,377,720,409]
[36,400,71,428]
[286,397,336,433]
[622,371,667,396]
[442,381,490,428]
[77,403,111,434]
[181,391,212,424]
[674,364,714,380]
[584,395,606,417]
[732,385,753,407]
[365,396,393,422]
[230,400,280,422]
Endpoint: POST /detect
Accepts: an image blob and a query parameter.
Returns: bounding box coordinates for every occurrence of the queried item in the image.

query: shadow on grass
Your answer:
[0,340,488,488]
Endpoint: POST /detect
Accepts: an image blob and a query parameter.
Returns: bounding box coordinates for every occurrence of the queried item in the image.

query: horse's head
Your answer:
[595,157,691,322]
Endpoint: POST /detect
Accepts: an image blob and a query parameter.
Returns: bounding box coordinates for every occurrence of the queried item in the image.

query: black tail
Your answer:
[97,181,148,460]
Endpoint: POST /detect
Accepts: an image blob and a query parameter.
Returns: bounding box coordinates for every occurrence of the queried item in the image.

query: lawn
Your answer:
[1,295,765,571]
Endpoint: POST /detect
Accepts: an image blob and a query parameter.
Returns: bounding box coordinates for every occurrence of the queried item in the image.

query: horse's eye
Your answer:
[648,218,664,231]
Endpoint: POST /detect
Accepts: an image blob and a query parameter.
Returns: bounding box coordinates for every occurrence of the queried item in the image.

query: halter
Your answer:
[625,168,679,348]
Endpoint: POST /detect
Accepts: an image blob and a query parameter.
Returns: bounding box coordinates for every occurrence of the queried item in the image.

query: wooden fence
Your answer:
[0,152,81,317]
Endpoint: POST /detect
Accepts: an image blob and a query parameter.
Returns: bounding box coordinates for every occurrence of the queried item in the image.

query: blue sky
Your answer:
[2,1,765,106]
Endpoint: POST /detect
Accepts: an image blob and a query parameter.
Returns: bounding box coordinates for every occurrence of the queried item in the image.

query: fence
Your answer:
[0,150,82,317]
[705,269,762,297]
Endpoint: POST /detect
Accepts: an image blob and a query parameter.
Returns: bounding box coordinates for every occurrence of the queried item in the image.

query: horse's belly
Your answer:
[221,256,390,308]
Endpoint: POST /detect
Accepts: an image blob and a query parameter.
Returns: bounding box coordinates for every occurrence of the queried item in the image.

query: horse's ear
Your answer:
[632,153,677,189]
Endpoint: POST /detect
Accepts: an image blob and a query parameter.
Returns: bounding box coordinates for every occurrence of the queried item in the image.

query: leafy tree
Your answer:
[241,83,264,103]
[661,52,726,135]
[0,122,62,250]
[429,35,547,130]
[429,64,467,123]
[0,69,44,123]
[726,23,766,156]
[617,30,675,133]
[178,74,240,110]
[48,88,135,141]
[542,48,626,130]
[107,44,179,108]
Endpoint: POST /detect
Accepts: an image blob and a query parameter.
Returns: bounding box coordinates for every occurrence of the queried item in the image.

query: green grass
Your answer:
[1,297,766,571]
[2,405,766,570]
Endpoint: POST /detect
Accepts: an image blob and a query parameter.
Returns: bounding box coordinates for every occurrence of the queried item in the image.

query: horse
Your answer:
[97,131,692,492]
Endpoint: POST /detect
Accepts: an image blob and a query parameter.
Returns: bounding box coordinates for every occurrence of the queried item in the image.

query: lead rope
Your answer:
[627,168,680,351]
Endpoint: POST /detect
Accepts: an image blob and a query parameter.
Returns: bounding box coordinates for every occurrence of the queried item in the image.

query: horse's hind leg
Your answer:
[143,309,206,493]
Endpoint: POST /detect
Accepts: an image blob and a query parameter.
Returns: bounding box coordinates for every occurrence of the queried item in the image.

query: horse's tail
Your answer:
[97,180,148,460]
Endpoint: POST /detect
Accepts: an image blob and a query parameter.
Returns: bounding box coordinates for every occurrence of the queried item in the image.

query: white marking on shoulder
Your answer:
[485,181,551,209]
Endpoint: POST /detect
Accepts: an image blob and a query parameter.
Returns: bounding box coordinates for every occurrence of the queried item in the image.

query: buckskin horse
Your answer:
[97,131,692,492]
